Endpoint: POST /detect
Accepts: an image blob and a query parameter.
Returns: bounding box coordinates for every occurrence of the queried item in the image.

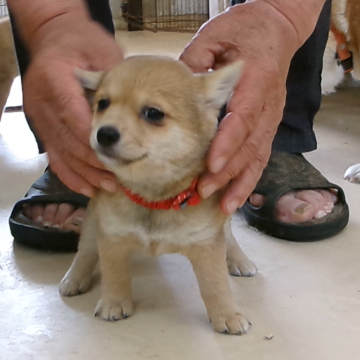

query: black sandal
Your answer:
[240,151,349,241]
[9,168,89,252]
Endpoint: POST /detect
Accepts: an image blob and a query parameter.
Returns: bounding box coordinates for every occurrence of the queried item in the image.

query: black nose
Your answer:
[97,126,120,147]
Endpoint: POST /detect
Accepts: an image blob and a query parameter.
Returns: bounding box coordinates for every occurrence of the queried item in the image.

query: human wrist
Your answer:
[228,2,300,52]
[7,0,90,51]
[255,0,326,46]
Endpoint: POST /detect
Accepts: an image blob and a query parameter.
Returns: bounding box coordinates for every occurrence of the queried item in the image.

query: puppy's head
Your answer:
[77,56,243,187]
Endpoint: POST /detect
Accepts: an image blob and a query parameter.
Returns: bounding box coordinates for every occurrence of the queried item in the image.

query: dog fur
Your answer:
[0,17,18,121]
[344,163,360,183]
[59,56,257,335]
[322,30,344,94]
[321,0,360,94]
[325,0,360,181]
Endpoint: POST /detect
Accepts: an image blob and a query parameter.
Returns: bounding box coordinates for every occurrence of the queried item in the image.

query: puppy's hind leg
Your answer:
[59,210,99,297]
[224,218,257,277]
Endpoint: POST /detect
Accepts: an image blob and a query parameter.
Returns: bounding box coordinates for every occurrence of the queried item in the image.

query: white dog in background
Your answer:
[321,30,346,95]
[344,165,360,183]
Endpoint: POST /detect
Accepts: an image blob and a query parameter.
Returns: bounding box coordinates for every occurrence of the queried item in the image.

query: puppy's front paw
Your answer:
[344,164,360,183]
[94,298,133,322]
[227,255,258,277]
[209,309,251,335]
[59,275,92,297]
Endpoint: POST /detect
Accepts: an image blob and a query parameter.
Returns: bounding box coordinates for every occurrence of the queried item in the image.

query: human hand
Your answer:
[180,2,301,214]
[22,14,123,197]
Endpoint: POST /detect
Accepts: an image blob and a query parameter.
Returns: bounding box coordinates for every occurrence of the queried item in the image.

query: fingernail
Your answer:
[43,221,52,228]
[80,188,93,198]
[100,180,117,193]
[53,224,62,229]
[294,203,312,214]
[201,184,217,199]
[316,210,327,219]
[211,157,226,174]
[226,200,239,215]
[35,216,43,223]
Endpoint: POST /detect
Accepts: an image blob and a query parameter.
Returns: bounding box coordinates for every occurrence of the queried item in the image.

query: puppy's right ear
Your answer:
[75,68,106,91]
[199,61,244,110]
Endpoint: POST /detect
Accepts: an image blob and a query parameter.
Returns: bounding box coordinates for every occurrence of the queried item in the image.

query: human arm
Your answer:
[180,0,327,214]
[7,0,123,197]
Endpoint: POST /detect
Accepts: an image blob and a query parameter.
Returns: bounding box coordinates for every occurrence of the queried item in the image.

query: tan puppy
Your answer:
[0,17,18,121]
[59,56,257,335]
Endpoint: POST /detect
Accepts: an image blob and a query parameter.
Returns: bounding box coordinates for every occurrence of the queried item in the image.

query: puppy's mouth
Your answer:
[97,147,147,165]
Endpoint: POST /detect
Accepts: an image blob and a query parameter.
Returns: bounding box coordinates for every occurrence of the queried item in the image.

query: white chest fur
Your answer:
[95,193,223,247]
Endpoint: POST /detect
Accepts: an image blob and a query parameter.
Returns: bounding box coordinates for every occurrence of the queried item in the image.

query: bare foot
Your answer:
[249,189,337,223]
[22,203,85,233]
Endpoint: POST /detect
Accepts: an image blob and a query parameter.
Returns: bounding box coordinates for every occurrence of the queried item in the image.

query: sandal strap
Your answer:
[9,167,89,252]
[14,168,89,210]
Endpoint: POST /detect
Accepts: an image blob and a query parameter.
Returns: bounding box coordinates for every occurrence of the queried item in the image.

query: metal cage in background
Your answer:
[0,0,8,17]
[123,0,209,33]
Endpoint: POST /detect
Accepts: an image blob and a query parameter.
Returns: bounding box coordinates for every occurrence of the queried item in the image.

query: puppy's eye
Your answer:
[142,107,165,123]
[97,98,110,112]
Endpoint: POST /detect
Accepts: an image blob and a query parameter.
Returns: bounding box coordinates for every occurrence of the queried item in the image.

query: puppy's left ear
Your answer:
[199,61,244,110]
[75,68,106,91]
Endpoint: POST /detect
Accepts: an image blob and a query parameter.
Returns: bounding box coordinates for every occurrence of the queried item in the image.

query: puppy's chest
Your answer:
[95,195,221,246]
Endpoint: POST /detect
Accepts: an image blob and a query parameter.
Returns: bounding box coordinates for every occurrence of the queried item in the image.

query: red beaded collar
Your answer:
[120,178,201,210]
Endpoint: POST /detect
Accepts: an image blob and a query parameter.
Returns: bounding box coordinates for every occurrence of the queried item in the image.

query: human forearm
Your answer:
[7,0,90,48]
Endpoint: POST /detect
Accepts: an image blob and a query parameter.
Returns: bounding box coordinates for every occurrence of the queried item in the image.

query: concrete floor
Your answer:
[1,31,360,360]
